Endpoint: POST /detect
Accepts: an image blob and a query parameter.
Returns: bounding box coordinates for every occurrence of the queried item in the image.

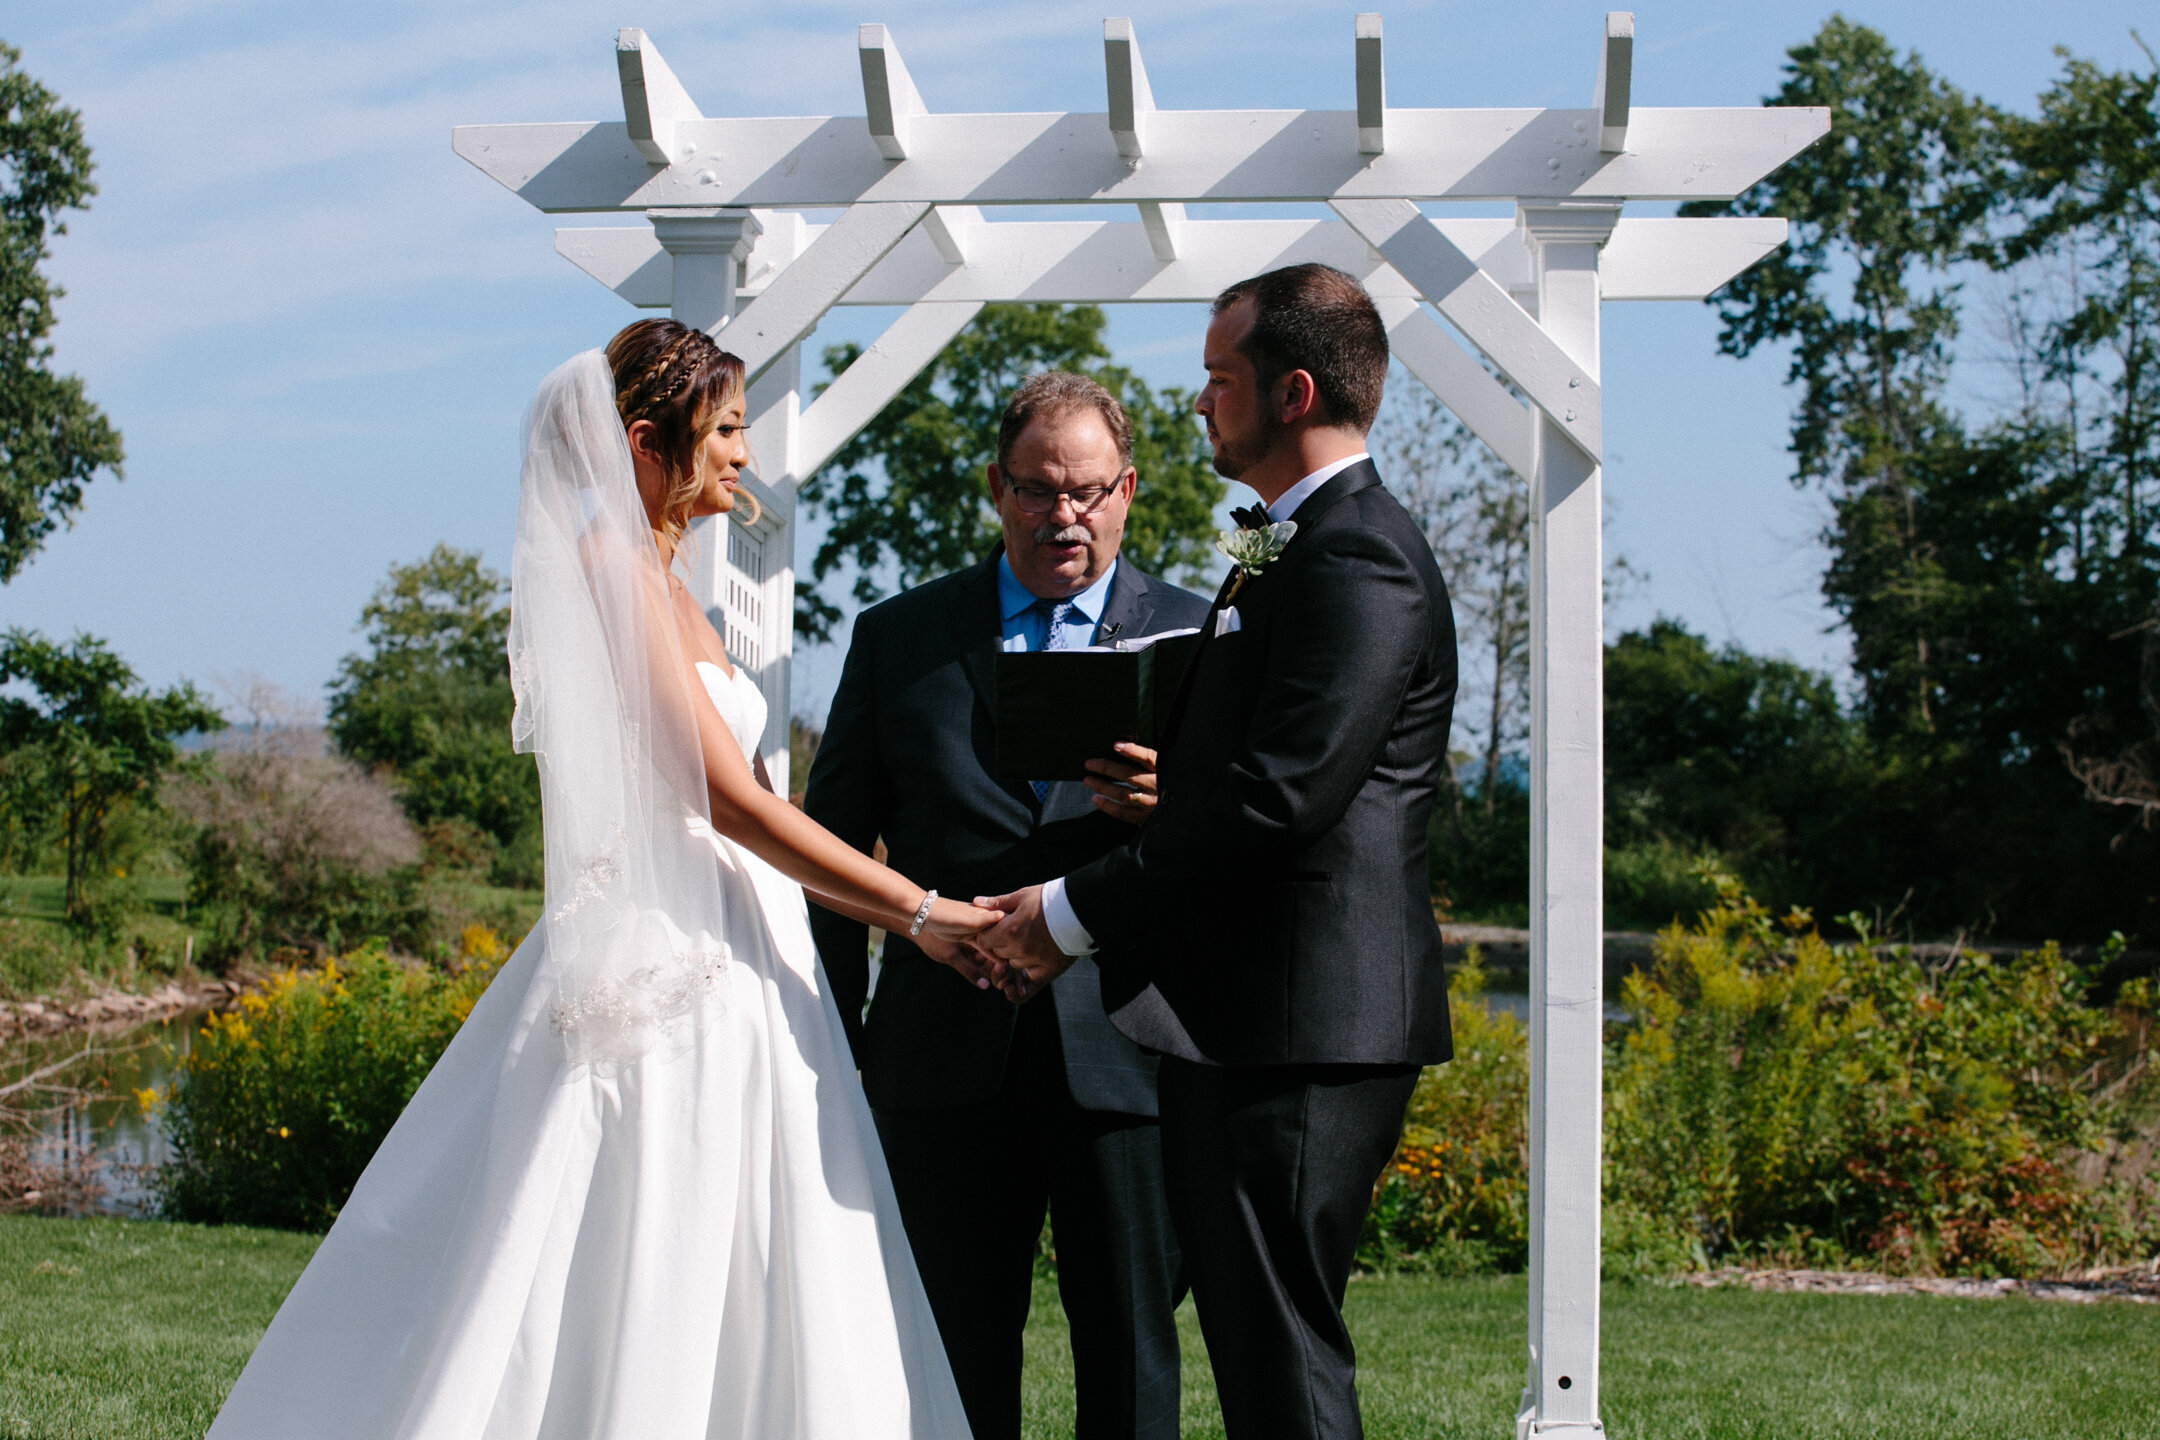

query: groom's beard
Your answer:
[1209,411,1286,481]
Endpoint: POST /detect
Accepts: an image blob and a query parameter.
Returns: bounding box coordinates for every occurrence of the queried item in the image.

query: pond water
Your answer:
[3,1010,203,1217]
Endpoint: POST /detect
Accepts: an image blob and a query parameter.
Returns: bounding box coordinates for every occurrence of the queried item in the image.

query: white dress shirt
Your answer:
[1038,452,1371,958]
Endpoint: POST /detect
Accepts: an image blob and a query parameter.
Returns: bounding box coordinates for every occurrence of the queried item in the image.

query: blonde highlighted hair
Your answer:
[604,318,758,543]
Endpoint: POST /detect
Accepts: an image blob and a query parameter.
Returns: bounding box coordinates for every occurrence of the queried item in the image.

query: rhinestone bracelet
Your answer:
[908,889,937,938]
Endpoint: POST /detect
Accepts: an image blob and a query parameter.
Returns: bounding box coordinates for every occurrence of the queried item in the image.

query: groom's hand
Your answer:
[973,886,1077,1002]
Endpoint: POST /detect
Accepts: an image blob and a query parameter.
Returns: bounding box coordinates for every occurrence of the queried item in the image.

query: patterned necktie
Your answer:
[1031,597,1076,802]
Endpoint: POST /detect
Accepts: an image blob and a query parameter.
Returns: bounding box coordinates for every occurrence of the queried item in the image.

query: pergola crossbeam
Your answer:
[1378,298,1536,480]
[1355,14,1385,155]
[453,106,1827,213]
[794,300,985,482]
[1594,13,1633,153]
[713,200,931,381]
[614,28,703,167]
[1104,18,1154,159]
[554,214,1787,310]
[1334,197,1600,460]
[858,24,927,161]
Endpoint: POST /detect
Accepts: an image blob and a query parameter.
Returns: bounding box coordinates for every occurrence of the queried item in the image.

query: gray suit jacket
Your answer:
[803,549,1211,1113]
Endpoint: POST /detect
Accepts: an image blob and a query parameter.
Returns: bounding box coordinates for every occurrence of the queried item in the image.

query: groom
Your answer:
[803,371,1209,1440]
[977,265,1458,1440]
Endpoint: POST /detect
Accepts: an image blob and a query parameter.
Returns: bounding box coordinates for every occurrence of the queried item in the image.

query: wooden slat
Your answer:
[453,105,1831,213]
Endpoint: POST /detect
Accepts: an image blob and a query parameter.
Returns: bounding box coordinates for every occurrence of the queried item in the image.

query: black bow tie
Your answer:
[1231,502,1271,531]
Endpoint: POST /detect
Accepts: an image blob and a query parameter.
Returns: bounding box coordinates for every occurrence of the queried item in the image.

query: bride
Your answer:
[208,321,994,1439]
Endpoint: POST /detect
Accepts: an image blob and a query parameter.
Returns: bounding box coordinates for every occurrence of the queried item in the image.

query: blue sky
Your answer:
[1,0,2154,724]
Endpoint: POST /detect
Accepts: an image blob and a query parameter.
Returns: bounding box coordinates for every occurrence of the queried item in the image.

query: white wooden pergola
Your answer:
[458,18,1824,1434]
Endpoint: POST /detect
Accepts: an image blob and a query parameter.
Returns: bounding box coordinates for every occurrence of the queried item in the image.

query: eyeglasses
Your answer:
[1003,479,1125,515]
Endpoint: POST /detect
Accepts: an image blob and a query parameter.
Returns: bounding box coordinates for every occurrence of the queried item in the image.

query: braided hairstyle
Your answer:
[605,318,754,544]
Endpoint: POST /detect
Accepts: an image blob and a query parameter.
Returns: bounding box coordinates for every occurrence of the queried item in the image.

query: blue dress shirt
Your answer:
[996,555,1119,652]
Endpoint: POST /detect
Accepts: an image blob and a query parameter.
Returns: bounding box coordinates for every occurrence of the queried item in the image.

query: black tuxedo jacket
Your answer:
[804,549,1212,1112]
[1065,460,1458,1067]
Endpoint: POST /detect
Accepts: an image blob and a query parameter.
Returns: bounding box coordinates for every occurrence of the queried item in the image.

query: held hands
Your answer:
[914,895,1008,990]
[1084,742,1160,825]
[969,885,1078,1003]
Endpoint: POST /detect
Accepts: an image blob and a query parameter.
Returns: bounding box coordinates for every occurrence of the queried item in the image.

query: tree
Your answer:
[1682,19,1998,735]
[1997,46,2160,559]
[1374,374,1529,814]
[326,545,539,884]
[0,43,122,583]
[1684,22,2160,938]
[797,303,1223,637]
[1604,620,1866,913]
[1992,48,2160,847]
[0,628,221,921]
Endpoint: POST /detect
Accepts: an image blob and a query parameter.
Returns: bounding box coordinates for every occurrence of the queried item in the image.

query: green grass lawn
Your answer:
[0,879,188,926]
[2,1217,2154,1439]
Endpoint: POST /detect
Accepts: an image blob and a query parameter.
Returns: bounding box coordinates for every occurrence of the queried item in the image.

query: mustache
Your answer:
[1031,521,1091,546]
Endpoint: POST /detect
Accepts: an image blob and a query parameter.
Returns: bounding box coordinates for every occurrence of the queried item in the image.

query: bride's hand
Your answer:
[922,895,1004,942]
[911,896,1006,991]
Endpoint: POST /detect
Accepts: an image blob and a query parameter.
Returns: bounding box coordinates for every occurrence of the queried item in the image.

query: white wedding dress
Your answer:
[209,359,971,1440]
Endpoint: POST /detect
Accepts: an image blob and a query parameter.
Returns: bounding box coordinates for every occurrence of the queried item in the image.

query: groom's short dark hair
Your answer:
[1212,264,1388,434]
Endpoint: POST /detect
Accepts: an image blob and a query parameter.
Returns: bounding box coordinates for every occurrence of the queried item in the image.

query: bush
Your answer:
[169,740,427,964]
[0,916,73,996]
[1428,781,1530,926]
[1606,874,2160,1277]
[1604,838,1722,933]
[1360,951,1529,1273]
[149,932,503,1230]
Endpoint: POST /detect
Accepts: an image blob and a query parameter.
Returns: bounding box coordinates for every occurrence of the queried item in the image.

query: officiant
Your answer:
[803,371,1210,1440]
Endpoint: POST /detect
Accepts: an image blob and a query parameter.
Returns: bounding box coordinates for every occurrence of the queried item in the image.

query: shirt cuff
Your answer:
[1039,876,1098,957]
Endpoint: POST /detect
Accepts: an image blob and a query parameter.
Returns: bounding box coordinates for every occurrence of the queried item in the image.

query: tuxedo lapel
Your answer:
[1093,559,1156,648]
[1159,462,1384,748]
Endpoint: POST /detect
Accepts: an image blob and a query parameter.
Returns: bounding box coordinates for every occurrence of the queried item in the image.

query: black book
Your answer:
[993,628,1205,781]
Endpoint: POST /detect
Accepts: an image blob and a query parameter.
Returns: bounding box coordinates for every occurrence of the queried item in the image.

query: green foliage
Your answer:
[1681,17,1994,492]
[1606,875,2160,1277]
[1995,48,2160,525]
[326,545,539,886]
[1604,620,1869,920]
[1360,952,1528,1274]
[176,760,427,967]
[0,44,124,584]
[0,46,124,587]
[152,935,504,1231]
[1676,20,2160,939]
[797,303,1222,635]
[1426,774,1528,926]
[0,630,221,923]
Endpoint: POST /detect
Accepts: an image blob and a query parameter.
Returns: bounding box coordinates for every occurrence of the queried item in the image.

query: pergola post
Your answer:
[1517,199,1618,1437]
[650,207,760,332]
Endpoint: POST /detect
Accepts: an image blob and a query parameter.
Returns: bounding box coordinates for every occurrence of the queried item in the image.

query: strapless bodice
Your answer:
[695,660,767,770]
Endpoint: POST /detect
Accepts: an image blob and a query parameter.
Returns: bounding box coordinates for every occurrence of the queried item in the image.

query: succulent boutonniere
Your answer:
[1216,518,1297,603]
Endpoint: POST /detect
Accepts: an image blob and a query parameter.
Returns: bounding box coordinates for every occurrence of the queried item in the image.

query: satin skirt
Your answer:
[208,837,971,1440]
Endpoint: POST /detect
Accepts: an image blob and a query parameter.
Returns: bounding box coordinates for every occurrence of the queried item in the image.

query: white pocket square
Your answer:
[1213,606,1242,637]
